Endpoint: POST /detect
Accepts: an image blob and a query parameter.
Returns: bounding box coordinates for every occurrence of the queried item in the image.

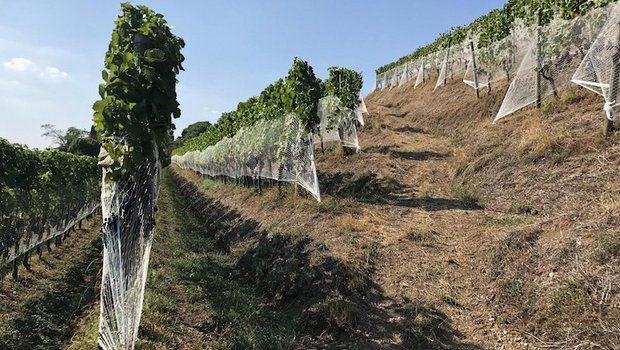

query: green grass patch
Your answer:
[137,171,300,349]
[453,185,481,208]
[595,233,620,261]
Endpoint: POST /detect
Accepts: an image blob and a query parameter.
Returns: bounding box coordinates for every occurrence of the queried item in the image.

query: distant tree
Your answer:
[67,137,100,157]
[172,121,212,149]
[41,124,99,156]
[180,121,212,140]
[41,124,67,148]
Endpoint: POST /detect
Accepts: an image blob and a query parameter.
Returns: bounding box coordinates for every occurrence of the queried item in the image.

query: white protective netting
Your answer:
[464,29,526,94]
[572,2,620,116]
[434,42,470,91]
[495,6,613,122]
[173,114,321,202]
[398,62,410,87]
[414,59,427,88]
[315,96,361,151]
[376,72,387,90]
[434,48,451,91]
[357,95,368,126]
[98,146,161,350]
[494,31,539,122]
[0,201,100,271]
[389,66,402,88]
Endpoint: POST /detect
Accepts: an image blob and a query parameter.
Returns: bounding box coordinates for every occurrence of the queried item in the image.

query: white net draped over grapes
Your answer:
[173,114,321,202]
[415,59,427,88]
[435,43,470,91]
[314,96,361,151]
[98,147,161,350]
[464,28,528,93]
[434,49,451,91]
[357,95,368,126]
[572,2,620,113]
[373,3,618,124]
[494,32,539,122]
[495,5,613,122]
[0,200,99,271]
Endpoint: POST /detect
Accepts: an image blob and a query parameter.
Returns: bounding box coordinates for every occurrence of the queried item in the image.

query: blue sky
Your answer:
[0,0,506,149]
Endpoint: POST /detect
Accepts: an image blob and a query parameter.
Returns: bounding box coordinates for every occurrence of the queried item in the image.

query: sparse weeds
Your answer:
[318,196,343,214]
[440,292,458,306]
[560,86,590,105]
[483,215,525,226]
[496,278,523,301]
[511,202,536,215]
[406,229,437,245]
[519,119,569,164]
[595,233,620,262]
[304,298,359,333]
[547,278,587,312]
[340,215,361,234]
[542,97,561,116]
[453,184,481,208]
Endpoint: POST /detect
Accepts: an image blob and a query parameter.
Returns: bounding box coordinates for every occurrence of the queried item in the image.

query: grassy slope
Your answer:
[0,216,102,350]
[2,72,619,349]
[162,75,620,348]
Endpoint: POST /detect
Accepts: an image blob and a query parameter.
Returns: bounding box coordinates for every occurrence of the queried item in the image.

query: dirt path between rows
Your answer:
[172,99,543,348]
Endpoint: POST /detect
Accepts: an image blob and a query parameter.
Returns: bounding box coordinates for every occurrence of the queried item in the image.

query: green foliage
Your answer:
[453,184,481,208]
[41,124,100,157]
[285,58,322,132]
[0,138,99,268]
[180,121,212,140]
[174,58,323,156]
[325,67,363,110]
[92,3,184,177]
[375,0,615,74]
[66,137,100,157]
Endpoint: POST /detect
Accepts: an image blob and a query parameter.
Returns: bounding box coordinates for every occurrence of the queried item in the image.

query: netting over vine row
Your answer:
[98,147,161,350]
[357,95,368,126]
[314,96,361,151]
[495,5,613,122]
[0,200,100,271]
[463,26,530,93]
[572,2,620,118]
[375,3,619,123]
[173,114,321,202]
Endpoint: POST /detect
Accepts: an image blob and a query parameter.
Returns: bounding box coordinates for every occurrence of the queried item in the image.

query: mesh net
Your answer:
[415,60,426,88]
[356,95,368,126]
[434,49,451,91]
[375,72,384,90]
[173,114,321,202]
[435,42,470,91]
[315,96,361,151]
[398,62,409,87]
[495,7,612,122]
[0,201,99,271]
[98,149,161,350]
[572,3,620,111]
[494,33,539,122]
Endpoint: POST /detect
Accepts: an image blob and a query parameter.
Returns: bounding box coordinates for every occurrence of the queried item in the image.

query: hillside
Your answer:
[160,75,620,348]
[2,73,619,349]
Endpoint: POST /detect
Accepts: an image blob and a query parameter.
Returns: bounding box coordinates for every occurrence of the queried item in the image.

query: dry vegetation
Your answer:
[1,72,620,349]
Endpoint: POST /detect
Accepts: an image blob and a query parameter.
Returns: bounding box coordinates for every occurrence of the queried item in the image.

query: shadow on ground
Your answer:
[319,171,481,211]
[167,169,482,349]
[0,235,102,350]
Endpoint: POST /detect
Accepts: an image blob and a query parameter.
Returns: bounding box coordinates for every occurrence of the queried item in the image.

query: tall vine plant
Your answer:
[323,67,363,152]
[92,3,184,349]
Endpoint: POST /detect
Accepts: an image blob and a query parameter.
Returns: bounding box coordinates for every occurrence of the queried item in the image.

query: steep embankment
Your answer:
[168,75,619,349]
